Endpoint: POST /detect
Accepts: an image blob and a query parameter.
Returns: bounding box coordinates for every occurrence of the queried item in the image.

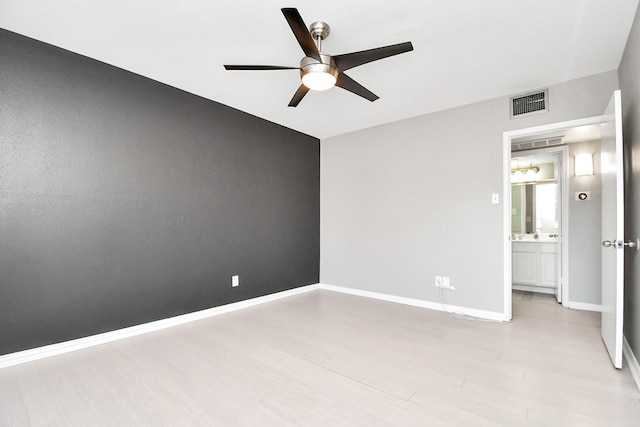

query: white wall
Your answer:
[568,140,602,305]
[321,71,618,315]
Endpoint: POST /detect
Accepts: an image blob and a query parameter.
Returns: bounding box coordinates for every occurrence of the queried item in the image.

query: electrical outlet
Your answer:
[441,276,455,291]
[232,275,239,287]
[435,276,443,287]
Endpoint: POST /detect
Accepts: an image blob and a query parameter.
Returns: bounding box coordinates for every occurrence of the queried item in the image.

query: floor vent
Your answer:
[510,90,548,118]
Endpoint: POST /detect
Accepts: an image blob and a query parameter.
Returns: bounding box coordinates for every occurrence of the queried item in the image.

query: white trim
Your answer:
[0,281,518,369]
[0,284,320,369]
[567,302,602,312]
[503,115,609,323]
[623,336,640,393]
[561,147,570,306]
[512,284,556,295]
[510,146,569,305]
[504,116,608,139]
[503,133,513,321]
[319,284,507,322]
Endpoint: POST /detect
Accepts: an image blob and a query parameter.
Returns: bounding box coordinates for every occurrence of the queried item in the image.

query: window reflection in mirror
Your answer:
[512,182,557,233]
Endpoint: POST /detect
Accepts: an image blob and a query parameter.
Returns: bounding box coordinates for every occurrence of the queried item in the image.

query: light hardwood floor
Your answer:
[1,290,639,426]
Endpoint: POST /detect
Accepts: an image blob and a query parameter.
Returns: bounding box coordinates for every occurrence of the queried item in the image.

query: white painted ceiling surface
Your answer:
[1,0,638,139]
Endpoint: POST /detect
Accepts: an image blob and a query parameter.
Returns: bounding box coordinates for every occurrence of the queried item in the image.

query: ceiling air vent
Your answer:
[510,90,548,118]
[511,136,563,152]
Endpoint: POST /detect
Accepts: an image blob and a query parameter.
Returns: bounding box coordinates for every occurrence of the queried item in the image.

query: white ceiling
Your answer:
[1,0,638,139]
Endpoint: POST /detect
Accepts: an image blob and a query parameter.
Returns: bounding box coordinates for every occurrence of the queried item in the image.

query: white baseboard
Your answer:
[567,301,602,312]
[0,284,320,369]
[624,336,640,393]
[318,284,508,322]
[512,284,556,295]
[0,282,510,369]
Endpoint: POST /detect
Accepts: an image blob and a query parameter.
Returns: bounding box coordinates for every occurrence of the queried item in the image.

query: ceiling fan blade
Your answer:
[333,42,414,71]
[281,8,321,62]
[224,65,299,71]
[288,85,310,107]
[335,73,379,102]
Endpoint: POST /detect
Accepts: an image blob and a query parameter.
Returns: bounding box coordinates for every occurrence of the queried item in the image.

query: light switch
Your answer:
[492,193,500,204]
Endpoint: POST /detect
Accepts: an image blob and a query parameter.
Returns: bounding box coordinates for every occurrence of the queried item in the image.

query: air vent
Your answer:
[511,136,564,152]
[513,142,534,151]
[510,90,548,118]
[532,140,549,148]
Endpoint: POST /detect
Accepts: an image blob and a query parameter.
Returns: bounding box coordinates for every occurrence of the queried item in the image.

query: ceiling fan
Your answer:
[224,8,414,107]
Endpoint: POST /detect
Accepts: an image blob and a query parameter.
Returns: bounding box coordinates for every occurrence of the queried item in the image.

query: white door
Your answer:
[601,90,624,369]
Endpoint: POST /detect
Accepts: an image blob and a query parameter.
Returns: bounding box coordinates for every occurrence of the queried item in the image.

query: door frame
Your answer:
[502,115,608,320]
[510,147,567,303]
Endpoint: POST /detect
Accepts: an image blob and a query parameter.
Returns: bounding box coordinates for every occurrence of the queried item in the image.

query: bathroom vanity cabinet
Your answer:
[512,241,558,292]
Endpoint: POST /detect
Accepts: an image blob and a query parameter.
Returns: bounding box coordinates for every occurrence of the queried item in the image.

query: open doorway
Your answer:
[510,148,566,304]
[502,117,605,320]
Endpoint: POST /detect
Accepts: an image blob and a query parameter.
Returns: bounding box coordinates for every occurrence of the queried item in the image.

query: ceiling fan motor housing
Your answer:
[300,54,338,91]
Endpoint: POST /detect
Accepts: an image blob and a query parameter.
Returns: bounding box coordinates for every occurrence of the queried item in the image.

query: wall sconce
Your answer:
[574,153,594,176]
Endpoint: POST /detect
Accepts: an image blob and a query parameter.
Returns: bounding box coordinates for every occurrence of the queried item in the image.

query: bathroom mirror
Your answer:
[512,182,558,233]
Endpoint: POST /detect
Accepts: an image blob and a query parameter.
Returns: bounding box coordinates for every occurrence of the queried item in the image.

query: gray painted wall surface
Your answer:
[0,30,320,355]
[321,71,618,314]
[619,3,640,364]
[568,140,602,305]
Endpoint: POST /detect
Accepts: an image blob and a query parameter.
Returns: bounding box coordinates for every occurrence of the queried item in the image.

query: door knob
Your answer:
[616,238,640,250]
[603,238,640,250]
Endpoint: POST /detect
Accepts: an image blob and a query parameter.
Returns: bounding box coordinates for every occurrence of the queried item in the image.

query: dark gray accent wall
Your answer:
[0,29,320,355]
[619,4,640,362]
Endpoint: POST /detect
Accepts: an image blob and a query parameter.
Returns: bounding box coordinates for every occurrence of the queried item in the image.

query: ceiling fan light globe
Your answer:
[302,71,336,91]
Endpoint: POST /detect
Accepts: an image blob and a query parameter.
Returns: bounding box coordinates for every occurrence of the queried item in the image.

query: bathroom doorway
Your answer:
[510,148,566,304]
[502,116,605,320]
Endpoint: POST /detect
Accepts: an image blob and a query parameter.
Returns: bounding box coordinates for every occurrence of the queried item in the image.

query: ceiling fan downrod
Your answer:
[309,21,330,52]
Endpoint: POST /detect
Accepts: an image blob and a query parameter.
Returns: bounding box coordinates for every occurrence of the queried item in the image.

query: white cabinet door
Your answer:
[513,251,538,284]
[540,253,557,287]
[539,243,557,288]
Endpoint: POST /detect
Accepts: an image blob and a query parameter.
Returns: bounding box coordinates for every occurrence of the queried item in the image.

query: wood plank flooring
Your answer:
[1,290,639,426]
